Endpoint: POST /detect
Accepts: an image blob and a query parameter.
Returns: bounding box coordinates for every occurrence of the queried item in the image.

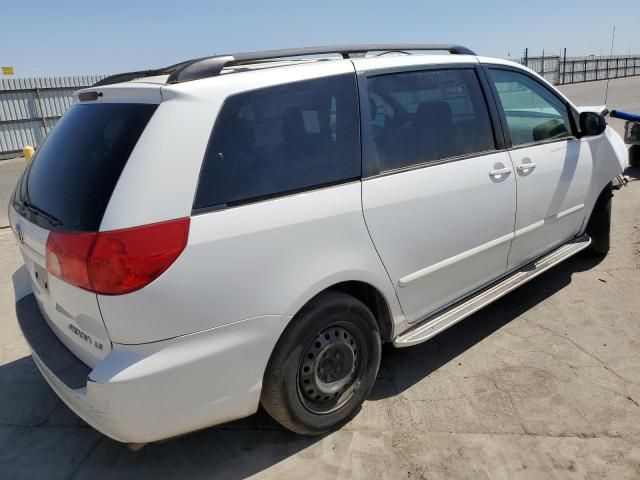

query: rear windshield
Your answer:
[13,103,156,232]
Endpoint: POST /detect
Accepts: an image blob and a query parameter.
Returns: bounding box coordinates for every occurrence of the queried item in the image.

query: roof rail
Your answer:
[92,60,194,87]
[167,44,476,84]
[93,44,476,87]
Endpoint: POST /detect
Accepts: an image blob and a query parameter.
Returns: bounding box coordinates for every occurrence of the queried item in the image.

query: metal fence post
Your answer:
[571,58,574,84]
[34,86,49,135]
[584,59,587,82]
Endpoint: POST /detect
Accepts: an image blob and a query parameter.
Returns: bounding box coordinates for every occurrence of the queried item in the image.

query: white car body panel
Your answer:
[98,182,403,344]
[360,151,516,322]
[579,125,628,229]
[506,138,592,267]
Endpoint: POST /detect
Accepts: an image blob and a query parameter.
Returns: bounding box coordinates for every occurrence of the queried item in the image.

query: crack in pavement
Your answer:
[481,372,530,436]
[523,318,640,397]
[496,345,640,409]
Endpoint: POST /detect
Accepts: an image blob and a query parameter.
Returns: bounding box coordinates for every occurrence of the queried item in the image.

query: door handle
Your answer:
[517,162,537,173]
[489,167,512,177]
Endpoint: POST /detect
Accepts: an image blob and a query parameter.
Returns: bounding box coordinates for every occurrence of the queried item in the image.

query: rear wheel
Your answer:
[585,183,613,256]
[261,291,381,435]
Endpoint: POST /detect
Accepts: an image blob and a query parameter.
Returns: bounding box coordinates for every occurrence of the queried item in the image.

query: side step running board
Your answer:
[393,235,591,348]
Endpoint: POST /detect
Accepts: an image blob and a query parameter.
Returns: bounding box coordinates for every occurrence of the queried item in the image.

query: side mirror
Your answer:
[579,111,607,137]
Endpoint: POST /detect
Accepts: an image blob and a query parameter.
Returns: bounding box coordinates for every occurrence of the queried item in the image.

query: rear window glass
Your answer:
[193,74,360,210]
[13,103,156,231]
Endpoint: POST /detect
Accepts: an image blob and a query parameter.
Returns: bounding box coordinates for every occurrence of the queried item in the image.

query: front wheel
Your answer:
[585,183,613,256]
[261,291,381,435]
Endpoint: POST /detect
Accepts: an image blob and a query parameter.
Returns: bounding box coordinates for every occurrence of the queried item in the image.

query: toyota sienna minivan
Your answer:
[10,44,626,444]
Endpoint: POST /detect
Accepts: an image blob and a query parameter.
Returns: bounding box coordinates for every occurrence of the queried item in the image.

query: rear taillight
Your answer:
[46,218,189,295]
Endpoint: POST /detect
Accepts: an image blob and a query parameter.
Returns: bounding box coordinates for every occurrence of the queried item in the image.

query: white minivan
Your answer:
[10,44,627,444]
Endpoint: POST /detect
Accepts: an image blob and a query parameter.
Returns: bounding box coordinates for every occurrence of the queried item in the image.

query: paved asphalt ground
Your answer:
[0,157,25,229]
[0,77,639,479]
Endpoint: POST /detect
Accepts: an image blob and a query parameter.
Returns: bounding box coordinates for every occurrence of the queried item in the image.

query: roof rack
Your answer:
[92,60,194,87]
[94,44,476,87]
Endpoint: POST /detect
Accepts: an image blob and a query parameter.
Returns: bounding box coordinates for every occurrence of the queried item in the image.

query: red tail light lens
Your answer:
[46,218,190,295]
[46,231,96,290]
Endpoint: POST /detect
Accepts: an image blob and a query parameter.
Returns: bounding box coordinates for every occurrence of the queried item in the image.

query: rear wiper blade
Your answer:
[22,201,63,227]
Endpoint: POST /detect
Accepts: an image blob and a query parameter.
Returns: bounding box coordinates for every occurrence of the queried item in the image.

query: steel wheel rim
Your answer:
[297,323,367,415]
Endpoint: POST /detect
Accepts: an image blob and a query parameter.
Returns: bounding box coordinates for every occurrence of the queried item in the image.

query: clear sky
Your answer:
[2,0,639,77]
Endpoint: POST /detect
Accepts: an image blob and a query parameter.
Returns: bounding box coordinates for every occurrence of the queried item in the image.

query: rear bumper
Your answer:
[14,266,290,443]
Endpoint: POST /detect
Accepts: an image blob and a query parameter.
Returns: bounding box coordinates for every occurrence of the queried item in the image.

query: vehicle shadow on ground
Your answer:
[0,253,603,479]
[369,251,604,400]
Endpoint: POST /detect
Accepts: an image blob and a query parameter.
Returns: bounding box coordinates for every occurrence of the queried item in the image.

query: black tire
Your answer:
[261,290,381,435]
[585,183,613,256]
[630,145,640,168]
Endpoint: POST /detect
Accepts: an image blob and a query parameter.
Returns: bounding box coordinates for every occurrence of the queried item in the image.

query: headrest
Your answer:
[282,109,307,145]
[414,101,453,129]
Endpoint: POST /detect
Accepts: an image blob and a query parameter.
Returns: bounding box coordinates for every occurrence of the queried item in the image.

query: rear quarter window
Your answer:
[193,74,360,210]
[14,103,157,232]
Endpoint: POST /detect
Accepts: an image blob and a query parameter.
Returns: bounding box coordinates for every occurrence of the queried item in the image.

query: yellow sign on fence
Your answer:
[2,66,14,76]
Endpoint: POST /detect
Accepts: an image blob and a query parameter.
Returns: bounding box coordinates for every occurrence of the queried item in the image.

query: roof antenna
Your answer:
[604,25,616,105]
